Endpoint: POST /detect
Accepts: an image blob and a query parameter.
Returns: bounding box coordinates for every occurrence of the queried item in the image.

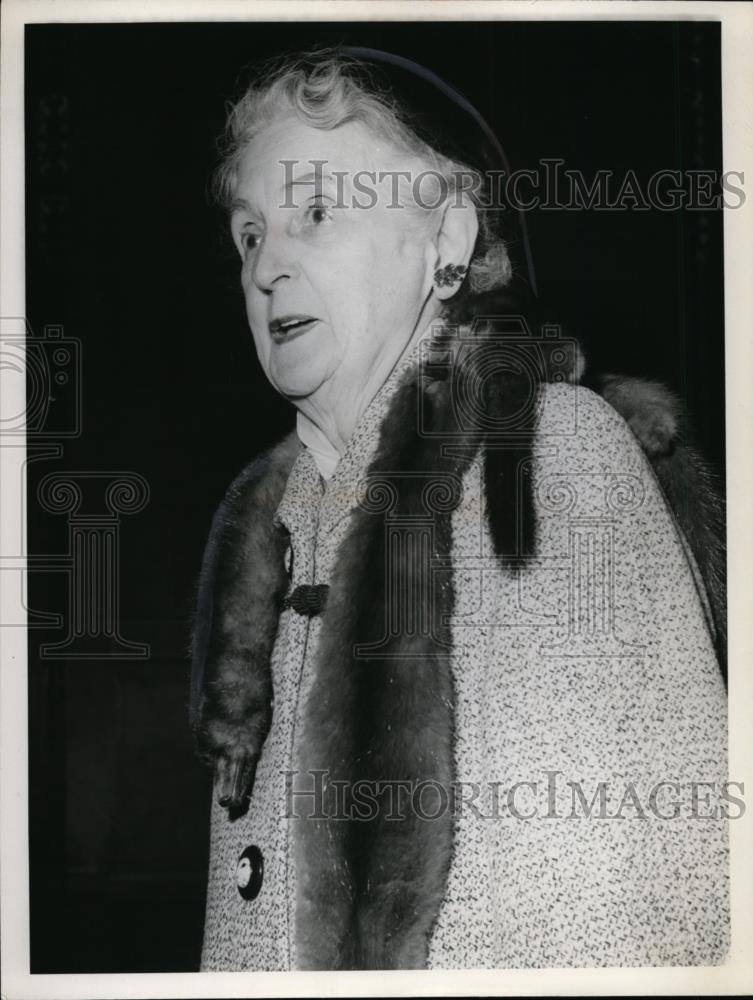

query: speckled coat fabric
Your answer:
[200,366,728,970]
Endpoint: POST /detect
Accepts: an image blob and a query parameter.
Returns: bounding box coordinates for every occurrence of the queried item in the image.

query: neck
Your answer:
[293,306,440,459]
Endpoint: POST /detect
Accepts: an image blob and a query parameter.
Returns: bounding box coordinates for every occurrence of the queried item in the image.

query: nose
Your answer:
[250,226,299,293]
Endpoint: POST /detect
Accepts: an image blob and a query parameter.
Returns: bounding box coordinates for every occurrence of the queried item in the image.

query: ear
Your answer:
[431,195,479,301]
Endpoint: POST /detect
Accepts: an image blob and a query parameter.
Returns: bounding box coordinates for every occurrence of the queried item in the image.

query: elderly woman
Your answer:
[190,50,728,971]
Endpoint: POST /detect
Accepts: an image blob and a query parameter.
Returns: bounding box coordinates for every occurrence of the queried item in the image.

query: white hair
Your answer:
[212,51,513,294]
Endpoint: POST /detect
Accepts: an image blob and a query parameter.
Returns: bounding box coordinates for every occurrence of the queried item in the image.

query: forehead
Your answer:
[234,117,405,199]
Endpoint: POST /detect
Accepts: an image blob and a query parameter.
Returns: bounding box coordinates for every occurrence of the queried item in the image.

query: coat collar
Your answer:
[191,307,541,968]
[279,332,436,536]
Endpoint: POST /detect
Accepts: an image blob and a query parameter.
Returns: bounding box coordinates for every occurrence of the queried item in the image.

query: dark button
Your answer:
[282,583,329,617]
[236,845,263,901]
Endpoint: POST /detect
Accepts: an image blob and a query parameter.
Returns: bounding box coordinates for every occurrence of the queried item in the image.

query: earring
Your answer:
[434,263,468,288]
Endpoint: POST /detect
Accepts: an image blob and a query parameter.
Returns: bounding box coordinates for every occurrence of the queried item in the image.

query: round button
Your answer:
[236,845,263,901]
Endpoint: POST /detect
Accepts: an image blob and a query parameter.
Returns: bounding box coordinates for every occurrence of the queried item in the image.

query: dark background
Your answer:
[25,20,725,973]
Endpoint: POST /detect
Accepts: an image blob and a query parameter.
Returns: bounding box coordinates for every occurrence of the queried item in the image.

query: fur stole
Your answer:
[189,433,301,807]
[594,374,727,674]
[190,298,726,969]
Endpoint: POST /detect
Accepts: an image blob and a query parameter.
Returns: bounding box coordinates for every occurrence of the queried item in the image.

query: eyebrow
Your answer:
[229,197,253,215]
[287,170,329,184]
[285,170,336,193]
[229,170,338,215]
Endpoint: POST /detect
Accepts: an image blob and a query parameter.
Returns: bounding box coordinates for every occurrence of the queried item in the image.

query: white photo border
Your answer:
[2,1,752,997]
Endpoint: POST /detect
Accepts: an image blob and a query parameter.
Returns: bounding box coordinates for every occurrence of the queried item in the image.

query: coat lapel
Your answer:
[190,322,541,968]
[292,330,540,968]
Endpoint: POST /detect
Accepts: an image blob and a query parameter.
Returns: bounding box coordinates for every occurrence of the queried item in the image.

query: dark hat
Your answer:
[338,45,538,297]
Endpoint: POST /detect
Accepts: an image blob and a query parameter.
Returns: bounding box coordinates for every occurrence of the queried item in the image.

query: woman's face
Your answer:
[229,117,440,403]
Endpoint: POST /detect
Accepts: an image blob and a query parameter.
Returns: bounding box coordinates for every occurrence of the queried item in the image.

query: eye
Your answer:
[240,230,262,254]
[305,200,333,227]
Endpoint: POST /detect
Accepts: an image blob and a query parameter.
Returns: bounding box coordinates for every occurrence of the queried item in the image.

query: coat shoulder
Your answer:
[534,380,650,476]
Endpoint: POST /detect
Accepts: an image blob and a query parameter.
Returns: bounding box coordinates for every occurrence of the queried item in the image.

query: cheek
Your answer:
[356,232,425,302]
[299,260,360,339]
[336,247,427,349]
[243,288,272,368]
[249,325,269,368]
[372,239,431,314]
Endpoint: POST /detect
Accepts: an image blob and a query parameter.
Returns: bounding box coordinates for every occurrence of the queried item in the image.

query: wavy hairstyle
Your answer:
[212,50,513,295]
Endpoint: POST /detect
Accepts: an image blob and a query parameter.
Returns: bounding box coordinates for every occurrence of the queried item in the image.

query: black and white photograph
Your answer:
[1,1,752,996]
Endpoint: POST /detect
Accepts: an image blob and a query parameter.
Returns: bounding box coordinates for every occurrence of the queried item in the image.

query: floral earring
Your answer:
[434,263,468,288]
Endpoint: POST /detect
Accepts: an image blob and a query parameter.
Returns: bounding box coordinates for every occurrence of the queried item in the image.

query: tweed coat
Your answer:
[192,323,728,971]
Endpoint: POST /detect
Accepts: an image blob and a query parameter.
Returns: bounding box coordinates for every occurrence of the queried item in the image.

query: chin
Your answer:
[268,344,333,400]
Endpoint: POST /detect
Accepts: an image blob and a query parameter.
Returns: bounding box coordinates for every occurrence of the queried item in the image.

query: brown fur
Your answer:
[190,305,727,965]
[600,374,727,674]
[190,433,300,811]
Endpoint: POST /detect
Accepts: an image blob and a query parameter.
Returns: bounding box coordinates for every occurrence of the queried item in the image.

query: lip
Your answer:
[269,315,320,343]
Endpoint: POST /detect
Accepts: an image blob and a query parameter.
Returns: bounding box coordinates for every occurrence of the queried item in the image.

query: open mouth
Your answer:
[269,315,319,343]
